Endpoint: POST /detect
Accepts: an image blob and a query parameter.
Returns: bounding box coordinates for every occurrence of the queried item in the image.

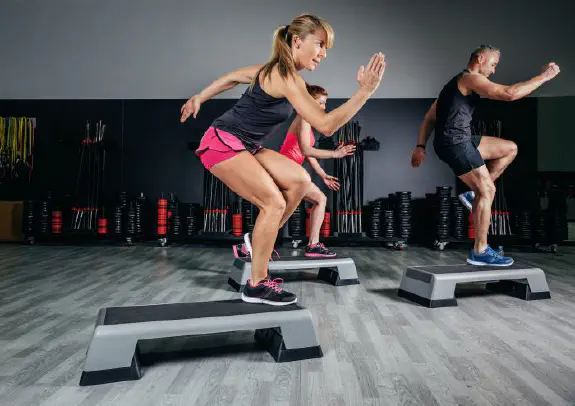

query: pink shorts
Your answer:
[195,127,260,170]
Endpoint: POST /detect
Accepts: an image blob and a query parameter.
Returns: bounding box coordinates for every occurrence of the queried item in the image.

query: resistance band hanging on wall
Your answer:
[333,120,363,235]
[0,116,36,185]
[71,120,107,232]
[202,170,231,234]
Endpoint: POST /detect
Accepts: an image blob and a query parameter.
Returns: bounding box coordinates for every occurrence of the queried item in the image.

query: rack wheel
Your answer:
[532,243,541,251]
[433,240,448,251]
[550,244,558,254]
[393,241,406,251]
[159,237,168,247]
[26,236,35,245]
[291,239,302,249]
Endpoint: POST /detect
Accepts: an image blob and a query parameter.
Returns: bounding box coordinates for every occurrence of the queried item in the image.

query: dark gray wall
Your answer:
[281,99,456,201]
[1,95,537,207]
[120,97,457,202]
[2,0,574,99]
[0,97,454,203]
[0,0,553,208]
[537,97,575,172]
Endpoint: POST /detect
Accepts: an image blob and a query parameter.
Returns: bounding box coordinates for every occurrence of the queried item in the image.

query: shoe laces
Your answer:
[486,246,503,258]
[262,278,284,293]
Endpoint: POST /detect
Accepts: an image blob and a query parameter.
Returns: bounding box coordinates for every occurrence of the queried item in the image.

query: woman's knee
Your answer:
[259,190,286,215]
[317,192,327,207]
[309,192,327,208]
[286,170,311,198]
[295,170,312,191]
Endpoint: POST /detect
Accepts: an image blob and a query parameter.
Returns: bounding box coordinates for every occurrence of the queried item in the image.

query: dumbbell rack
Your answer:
[430,187,469,251]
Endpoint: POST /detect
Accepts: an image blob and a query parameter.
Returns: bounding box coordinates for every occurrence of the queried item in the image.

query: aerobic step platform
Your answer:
[80,299,322,386]
[228,256,360,292]
[398,263,550,308]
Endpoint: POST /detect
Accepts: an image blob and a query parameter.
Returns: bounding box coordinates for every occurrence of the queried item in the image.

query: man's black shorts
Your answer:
[434,135,484,176]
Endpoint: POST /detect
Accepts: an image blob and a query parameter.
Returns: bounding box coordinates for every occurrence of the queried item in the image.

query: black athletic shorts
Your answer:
[434,135,484,176]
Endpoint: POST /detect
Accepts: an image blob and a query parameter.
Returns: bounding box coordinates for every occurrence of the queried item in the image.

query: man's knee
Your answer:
[507,141,518,158]
[477,181,496,199]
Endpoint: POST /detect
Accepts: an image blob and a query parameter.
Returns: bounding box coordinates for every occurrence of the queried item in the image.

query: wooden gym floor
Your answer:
[0,243,574,405]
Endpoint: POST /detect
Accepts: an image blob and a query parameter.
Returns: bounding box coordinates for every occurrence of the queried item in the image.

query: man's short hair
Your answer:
[305,83,328,98]
[469,44,500,63]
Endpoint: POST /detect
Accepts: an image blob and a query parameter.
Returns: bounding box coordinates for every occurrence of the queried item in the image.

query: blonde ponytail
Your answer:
[250,14,334,90]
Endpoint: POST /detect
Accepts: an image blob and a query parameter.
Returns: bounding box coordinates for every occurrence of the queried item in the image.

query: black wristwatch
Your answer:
[416,144,426,150]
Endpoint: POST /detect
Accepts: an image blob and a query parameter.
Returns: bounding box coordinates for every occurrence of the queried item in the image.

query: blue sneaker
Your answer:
[467,245,514,267]
[458,191,475,211]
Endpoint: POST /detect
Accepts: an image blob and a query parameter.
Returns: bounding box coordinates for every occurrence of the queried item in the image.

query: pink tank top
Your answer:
[279,131,315,165]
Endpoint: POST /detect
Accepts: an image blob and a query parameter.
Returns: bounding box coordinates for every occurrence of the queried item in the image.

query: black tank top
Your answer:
[434,70,480,146]
[211,76,294,151]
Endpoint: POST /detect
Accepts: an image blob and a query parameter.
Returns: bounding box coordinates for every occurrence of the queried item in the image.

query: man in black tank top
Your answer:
[411,45,560,267]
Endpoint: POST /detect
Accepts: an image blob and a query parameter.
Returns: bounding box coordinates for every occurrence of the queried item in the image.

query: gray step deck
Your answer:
[228,256,360,291]
[80,299,322,386]
[398,263,551,307]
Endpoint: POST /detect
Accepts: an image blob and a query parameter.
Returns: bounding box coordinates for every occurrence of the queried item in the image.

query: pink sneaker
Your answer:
[232,232,281,261]
[304,243,337,258]
[232,242,250,259]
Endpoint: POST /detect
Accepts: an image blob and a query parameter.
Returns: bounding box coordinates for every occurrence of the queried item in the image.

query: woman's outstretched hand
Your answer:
[357,53,386,94]
[180,95,202,122]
